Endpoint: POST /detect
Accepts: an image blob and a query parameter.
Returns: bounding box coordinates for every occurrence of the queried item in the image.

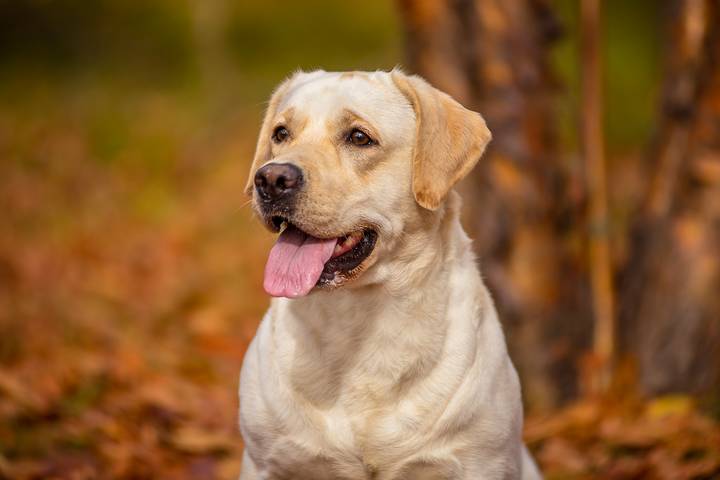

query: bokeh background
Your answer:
[0,1,718,479]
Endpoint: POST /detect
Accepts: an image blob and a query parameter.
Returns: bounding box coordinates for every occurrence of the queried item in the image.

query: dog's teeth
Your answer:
[348,231,362,244]
[279,220,288,233]
[330,230,365,259]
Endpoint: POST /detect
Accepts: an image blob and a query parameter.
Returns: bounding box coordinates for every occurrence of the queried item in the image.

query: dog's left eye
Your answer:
[272,126,290,143]
[348,129,374,146]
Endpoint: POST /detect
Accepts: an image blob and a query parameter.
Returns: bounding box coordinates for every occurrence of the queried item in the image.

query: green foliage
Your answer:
[224,0,402,105]
[0,0,195,84]
[226,0,400,73]
[552,0,663,151]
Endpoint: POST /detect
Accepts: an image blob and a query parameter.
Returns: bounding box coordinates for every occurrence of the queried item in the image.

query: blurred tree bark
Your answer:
[398,0,720,407]
[397,0,592,409]
[620,0,720,396]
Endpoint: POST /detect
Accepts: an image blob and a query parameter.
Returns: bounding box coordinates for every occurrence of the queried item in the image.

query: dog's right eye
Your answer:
[272,126,290,143]
[348,129,374,147]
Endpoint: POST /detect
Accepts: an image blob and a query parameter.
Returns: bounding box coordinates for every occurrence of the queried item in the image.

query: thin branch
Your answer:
[581,0,615,392]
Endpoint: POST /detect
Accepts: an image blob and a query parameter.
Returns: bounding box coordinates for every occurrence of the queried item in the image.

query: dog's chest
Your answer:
[259,400,461,480]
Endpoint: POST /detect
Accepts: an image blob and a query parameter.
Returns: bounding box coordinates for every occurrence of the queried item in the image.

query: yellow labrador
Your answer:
[239,70,541,480]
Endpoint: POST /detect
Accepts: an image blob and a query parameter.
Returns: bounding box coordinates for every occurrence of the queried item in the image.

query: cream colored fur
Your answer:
[239,70,542,480]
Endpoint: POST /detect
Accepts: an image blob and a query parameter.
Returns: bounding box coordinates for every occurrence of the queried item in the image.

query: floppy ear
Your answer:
[391,71,492,210]
[244,78,294,196]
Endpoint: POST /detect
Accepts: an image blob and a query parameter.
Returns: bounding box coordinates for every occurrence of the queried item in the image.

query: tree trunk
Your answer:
[398,0,720,406]
[397,0,591,409]
[620,0,720,396]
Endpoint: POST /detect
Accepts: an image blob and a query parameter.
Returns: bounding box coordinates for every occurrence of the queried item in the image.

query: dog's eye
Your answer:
[348,129,373,146]
[272,126,290,143]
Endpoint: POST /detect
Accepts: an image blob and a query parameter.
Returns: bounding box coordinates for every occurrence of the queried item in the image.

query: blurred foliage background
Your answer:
[0,1,718,479]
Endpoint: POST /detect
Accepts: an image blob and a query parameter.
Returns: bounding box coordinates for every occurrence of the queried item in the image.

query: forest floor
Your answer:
[1,89,719,480]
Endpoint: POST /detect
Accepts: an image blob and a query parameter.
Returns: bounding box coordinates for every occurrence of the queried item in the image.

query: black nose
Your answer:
[254,163,304,201]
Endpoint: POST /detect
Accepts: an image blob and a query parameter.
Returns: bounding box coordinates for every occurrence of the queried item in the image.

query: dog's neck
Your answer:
[270,192,486,400]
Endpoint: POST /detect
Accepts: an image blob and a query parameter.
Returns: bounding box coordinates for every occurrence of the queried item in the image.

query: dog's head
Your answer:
[246,70,491,298]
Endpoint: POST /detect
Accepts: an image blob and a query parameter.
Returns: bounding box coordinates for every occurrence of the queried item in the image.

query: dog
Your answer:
[239,69,542,480]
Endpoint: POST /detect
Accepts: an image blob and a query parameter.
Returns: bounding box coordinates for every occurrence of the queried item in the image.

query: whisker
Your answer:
[238,198,253,211]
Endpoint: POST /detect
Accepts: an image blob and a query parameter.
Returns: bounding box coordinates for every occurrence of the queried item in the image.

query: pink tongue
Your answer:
[263,225,337,298]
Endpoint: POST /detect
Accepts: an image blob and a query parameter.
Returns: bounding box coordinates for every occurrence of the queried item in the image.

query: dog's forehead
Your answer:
[278,71,413,132]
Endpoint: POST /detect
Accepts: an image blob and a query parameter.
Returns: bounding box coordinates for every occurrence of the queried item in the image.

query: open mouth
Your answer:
[263,215,378,298]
